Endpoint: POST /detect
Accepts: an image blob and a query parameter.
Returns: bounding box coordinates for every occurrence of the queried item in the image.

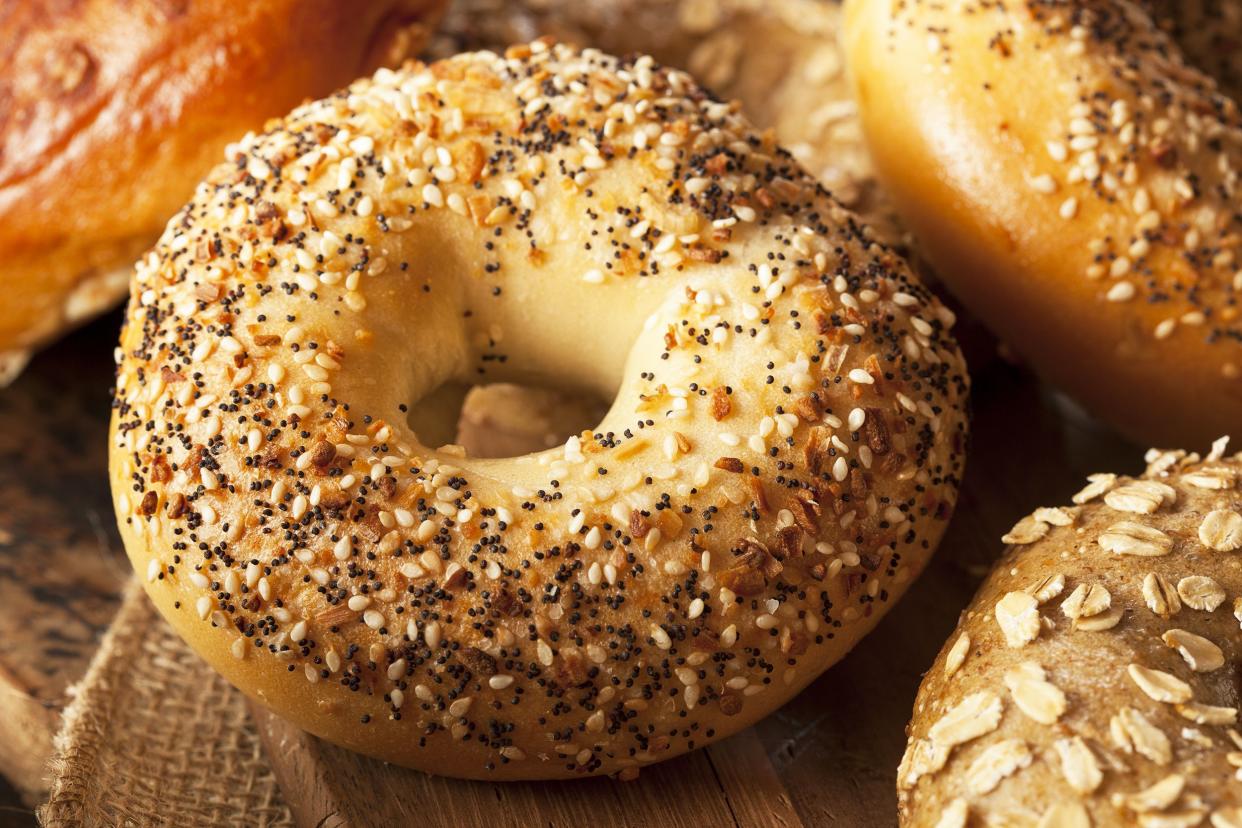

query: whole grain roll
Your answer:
[899,440,1242,826]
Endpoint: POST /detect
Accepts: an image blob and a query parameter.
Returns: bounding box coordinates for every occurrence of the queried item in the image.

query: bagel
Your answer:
[0,0,445,383]
[109,41,969,779]
[429,0,900,239]
[898,440,1242,826]
[436,0,931,460]
[435,0,1004,369]
[844,0,1242,447]
[439,0,924,456]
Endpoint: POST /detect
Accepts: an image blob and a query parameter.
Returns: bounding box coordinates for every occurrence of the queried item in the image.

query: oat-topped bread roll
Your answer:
[0,0,446,382]
[899,440,1242,826]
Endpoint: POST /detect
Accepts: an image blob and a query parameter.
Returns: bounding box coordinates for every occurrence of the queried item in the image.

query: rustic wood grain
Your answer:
[0,314,129,807]
[254,706,805,828]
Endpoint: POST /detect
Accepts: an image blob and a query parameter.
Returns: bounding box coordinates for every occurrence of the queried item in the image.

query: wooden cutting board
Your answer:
[250,367,1141,828]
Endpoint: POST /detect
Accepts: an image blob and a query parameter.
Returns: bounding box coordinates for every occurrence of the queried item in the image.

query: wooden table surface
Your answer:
[0,308,1146,827]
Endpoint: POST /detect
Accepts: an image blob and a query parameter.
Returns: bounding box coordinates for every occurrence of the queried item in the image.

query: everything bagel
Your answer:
[110,42,968,779]
[845,0,1242,447]
[429,0,898,236]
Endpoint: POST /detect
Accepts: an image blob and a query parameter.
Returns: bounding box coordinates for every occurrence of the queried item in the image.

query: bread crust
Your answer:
[845,0,1242,447]
[899,442,1242,826]
[430,0,899,238]
[430,0,1001,374]
[0,0,445,371]
[109,42,968,779]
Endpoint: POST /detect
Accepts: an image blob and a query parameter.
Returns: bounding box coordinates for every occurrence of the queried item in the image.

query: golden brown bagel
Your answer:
[436,0,1011,389]
[899,440,1242,826]
[845,0,1242,447]
[110,42,969,779]
[0,0,445,382]
[437,0,940,447]
[429,0,899,237]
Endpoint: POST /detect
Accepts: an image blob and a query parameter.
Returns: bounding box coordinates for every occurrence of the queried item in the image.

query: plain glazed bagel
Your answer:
[898,440,1242,826]
[109,41,969,779]
[844,0,1242,448]
[0,0,445,384]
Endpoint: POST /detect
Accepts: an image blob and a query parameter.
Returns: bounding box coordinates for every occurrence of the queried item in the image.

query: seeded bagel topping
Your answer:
[111,41,967,777]
[847,0,1242,446]
[887,0,1242,352]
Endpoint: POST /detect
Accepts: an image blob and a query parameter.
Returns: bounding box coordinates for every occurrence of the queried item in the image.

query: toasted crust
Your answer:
[899,440,1242,826]
[0,0,445,373]
[109,42,968,779]
[844,0,1242,447]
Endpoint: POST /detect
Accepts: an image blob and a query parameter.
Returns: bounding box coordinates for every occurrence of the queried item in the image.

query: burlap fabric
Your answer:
[39,581,292,827]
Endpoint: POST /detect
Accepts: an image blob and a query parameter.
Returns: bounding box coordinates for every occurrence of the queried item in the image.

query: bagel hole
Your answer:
[406,382,611,459]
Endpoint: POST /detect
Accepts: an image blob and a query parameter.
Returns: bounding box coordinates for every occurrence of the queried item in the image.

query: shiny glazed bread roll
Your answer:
[844,0,1242,447]
[110,42,969,779]
[899,440,1242,826]
[0,0,445,382]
